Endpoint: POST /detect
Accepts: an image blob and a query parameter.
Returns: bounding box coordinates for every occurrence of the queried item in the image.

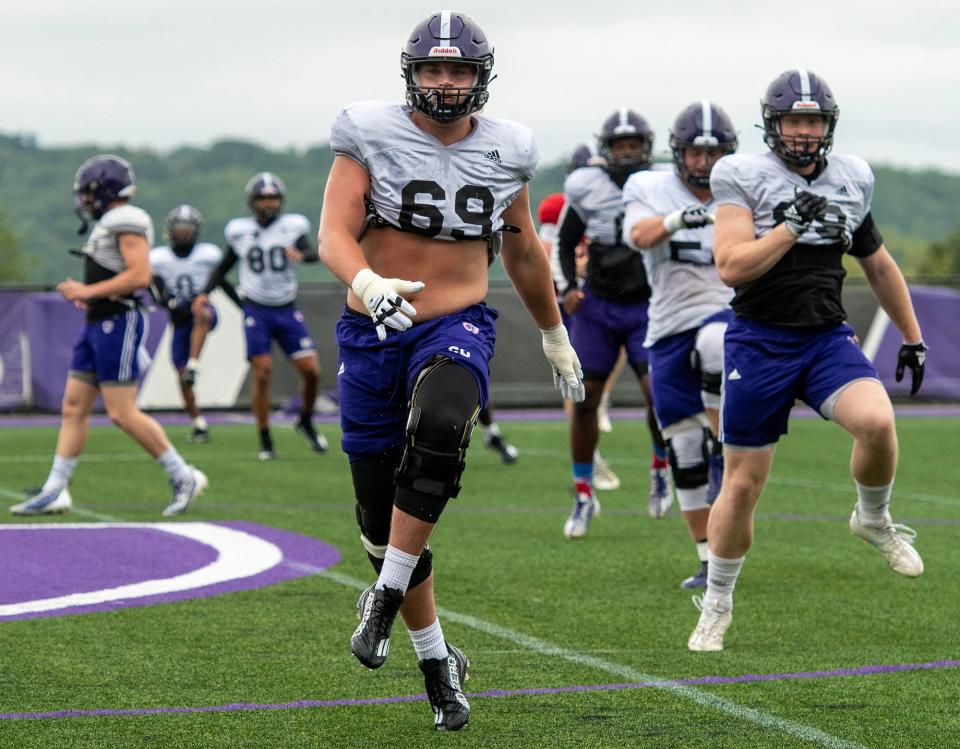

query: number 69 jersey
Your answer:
[710,151,882,326]
[330,102,538,240]
[225,214,311,306]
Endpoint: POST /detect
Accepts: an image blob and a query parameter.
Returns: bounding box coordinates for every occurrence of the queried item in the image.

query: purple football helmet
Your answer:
[597,109,653,180]
[762,68,839,167]
[245,172,286,225]
[568,142,606,173]
[402,10,495,123]
[73,154,136,232]
[669,101,738,188]
[164,204,204,256]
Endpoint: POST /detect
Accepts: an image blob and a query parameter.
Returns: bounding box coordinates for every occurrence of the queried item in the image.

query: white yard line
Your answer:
[314,567,868,749]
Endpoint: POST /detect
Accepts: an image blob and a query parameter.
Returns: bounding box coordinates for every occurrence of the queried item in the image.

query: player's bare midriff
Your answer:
[346,225,490,322]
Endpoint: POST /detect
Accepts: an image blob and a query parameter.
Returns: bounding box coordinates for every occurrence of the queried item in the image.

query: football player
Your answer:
[194,173,327,460]
[318,11,583,731]
[622,101,738,588]
[538,188,619,490]
[557,110,670,538]
[11,155,206,518]
[150,205,241,442]
[688,70,927,652]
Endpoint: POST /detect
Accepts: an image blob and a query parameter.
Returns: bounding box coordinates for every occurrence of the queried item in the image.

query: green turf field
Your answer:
[0,414,958,748]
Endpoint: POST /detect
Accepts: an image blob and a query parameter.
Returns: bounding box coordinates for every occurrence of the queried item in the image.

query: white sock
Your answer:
[187,357,199,371]
[377,545,419,593]
[42,455,78,493]
[193,415,208,431]
[705,550,744,609]
[485,422,501,438]
[696,540,709,563]
[409,618,449,662]
[856,480,893,525]
[158,447,192,484]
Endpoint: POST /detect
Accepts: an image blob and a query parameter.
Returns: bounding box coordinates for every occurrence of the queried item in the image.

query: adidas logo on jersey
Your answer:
[835,185,850,196]
[483,149,502,164]
[728,369,741,381]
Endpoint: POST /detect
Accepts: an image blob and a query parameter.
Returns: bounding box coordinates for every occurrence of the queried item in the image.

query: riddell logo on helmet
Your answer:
[429,46,462,56]
[791,101,822,111]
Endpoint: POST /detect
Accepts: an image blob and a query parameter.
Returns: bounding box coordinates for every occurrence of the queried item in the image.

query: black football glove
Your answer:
[782,191,828,237]
[895,341,928,396]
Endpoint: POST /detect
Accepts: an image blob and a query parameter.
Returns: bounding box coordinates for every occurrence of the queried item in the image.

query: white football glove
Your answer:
[351,268,425,341]
[541,323,585,403]
[663,204,715,233]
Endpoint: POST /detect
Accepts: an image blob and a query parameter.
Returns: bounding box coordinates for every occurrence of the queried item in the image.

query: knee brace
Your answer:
[694,321,727,402]
[395,357,480,523]
[666,427,711,490]
[350,449,433,590]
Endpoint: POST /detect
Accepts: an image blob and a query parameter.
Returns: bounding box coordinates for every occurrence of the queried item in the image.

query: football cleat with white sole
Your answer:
[592,453,620,491]
[10,486,73,516]
[187,427,210,444]
[257,449,277,461]
[163,467,207,517]
[295,419,328,454]
[680,561,709,589]
[351,584,404,669]
[484,433,518,464]
[849,505,924,577]
[563,484,601,539]
[420,642,471,731]
[648,466,673,518]
[688,595,732,652]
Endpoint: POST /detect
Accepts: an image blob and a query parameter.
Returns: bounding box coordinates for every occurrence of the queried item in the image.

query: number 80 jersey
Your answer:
[330,102,539,240]
[225,213,311,306]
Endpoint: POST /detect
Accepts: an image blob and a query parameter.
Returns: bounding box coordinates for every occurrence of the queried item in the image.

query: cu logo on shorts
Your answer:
[462,322,479,334]
[102,321,114,334]
[448,345,471,358]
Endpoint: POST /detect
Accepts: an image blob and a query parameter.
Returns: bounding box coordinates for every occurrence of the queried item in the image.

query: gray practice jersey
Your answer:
[622,170,733,345]
[150,242,223,306]
[711,151,881,326]
[330,102,538,240]
[563,166,623,246]
[225,214,311,306]
[80,203,154,320]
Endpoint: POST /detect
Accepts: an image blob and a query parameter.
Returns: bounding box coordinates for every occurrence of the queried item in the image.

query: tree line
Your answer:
[1,132,958,285]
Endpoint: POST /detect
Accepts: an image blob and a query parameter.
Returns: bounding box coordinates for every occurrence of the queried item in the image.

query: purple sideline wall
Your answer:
[874,286,960,399]
[1,292,167,412]
[1,285,959,412]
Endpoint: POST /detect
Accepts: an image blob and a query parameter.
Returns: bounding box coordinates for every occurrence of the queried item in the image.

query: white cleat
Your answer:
[163,467,208,517]
[849,505,924,577]
[648,466,673,518]
[688,595,732,652]
[563,493,601,539]
[592,453,620,491]
[11,486,73,516]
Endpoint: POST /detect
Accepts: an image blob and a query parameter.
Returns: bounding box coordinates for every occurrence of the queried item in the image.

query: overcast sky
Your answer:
[4,0,958,172]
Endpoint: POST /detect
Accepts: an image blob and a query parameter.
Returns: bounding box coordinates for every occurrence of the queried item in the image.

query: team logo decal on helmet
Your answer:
[670,100,738,189]
[597,109,653,182]
[164,205,204,256]
[246,172,286,225]
[402,10,495,123]
[762,68,839,167]
[73,154,136,233]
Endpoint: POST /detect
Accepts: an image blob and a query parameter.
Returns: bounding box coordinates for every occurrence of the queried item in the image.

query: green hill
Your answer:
[1,132,957,284]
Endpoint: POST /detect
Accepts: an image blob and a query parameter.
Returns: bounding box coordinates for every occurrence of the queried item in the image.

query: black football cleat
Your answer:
[295,418,328,453]
[420,642,470,731]
[485,433,518,464]
[351,584,404,669]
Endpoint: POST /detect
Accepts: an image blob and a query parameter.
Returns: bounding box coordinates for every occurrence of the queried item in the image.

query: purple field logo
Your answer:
[0,520,340,621]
